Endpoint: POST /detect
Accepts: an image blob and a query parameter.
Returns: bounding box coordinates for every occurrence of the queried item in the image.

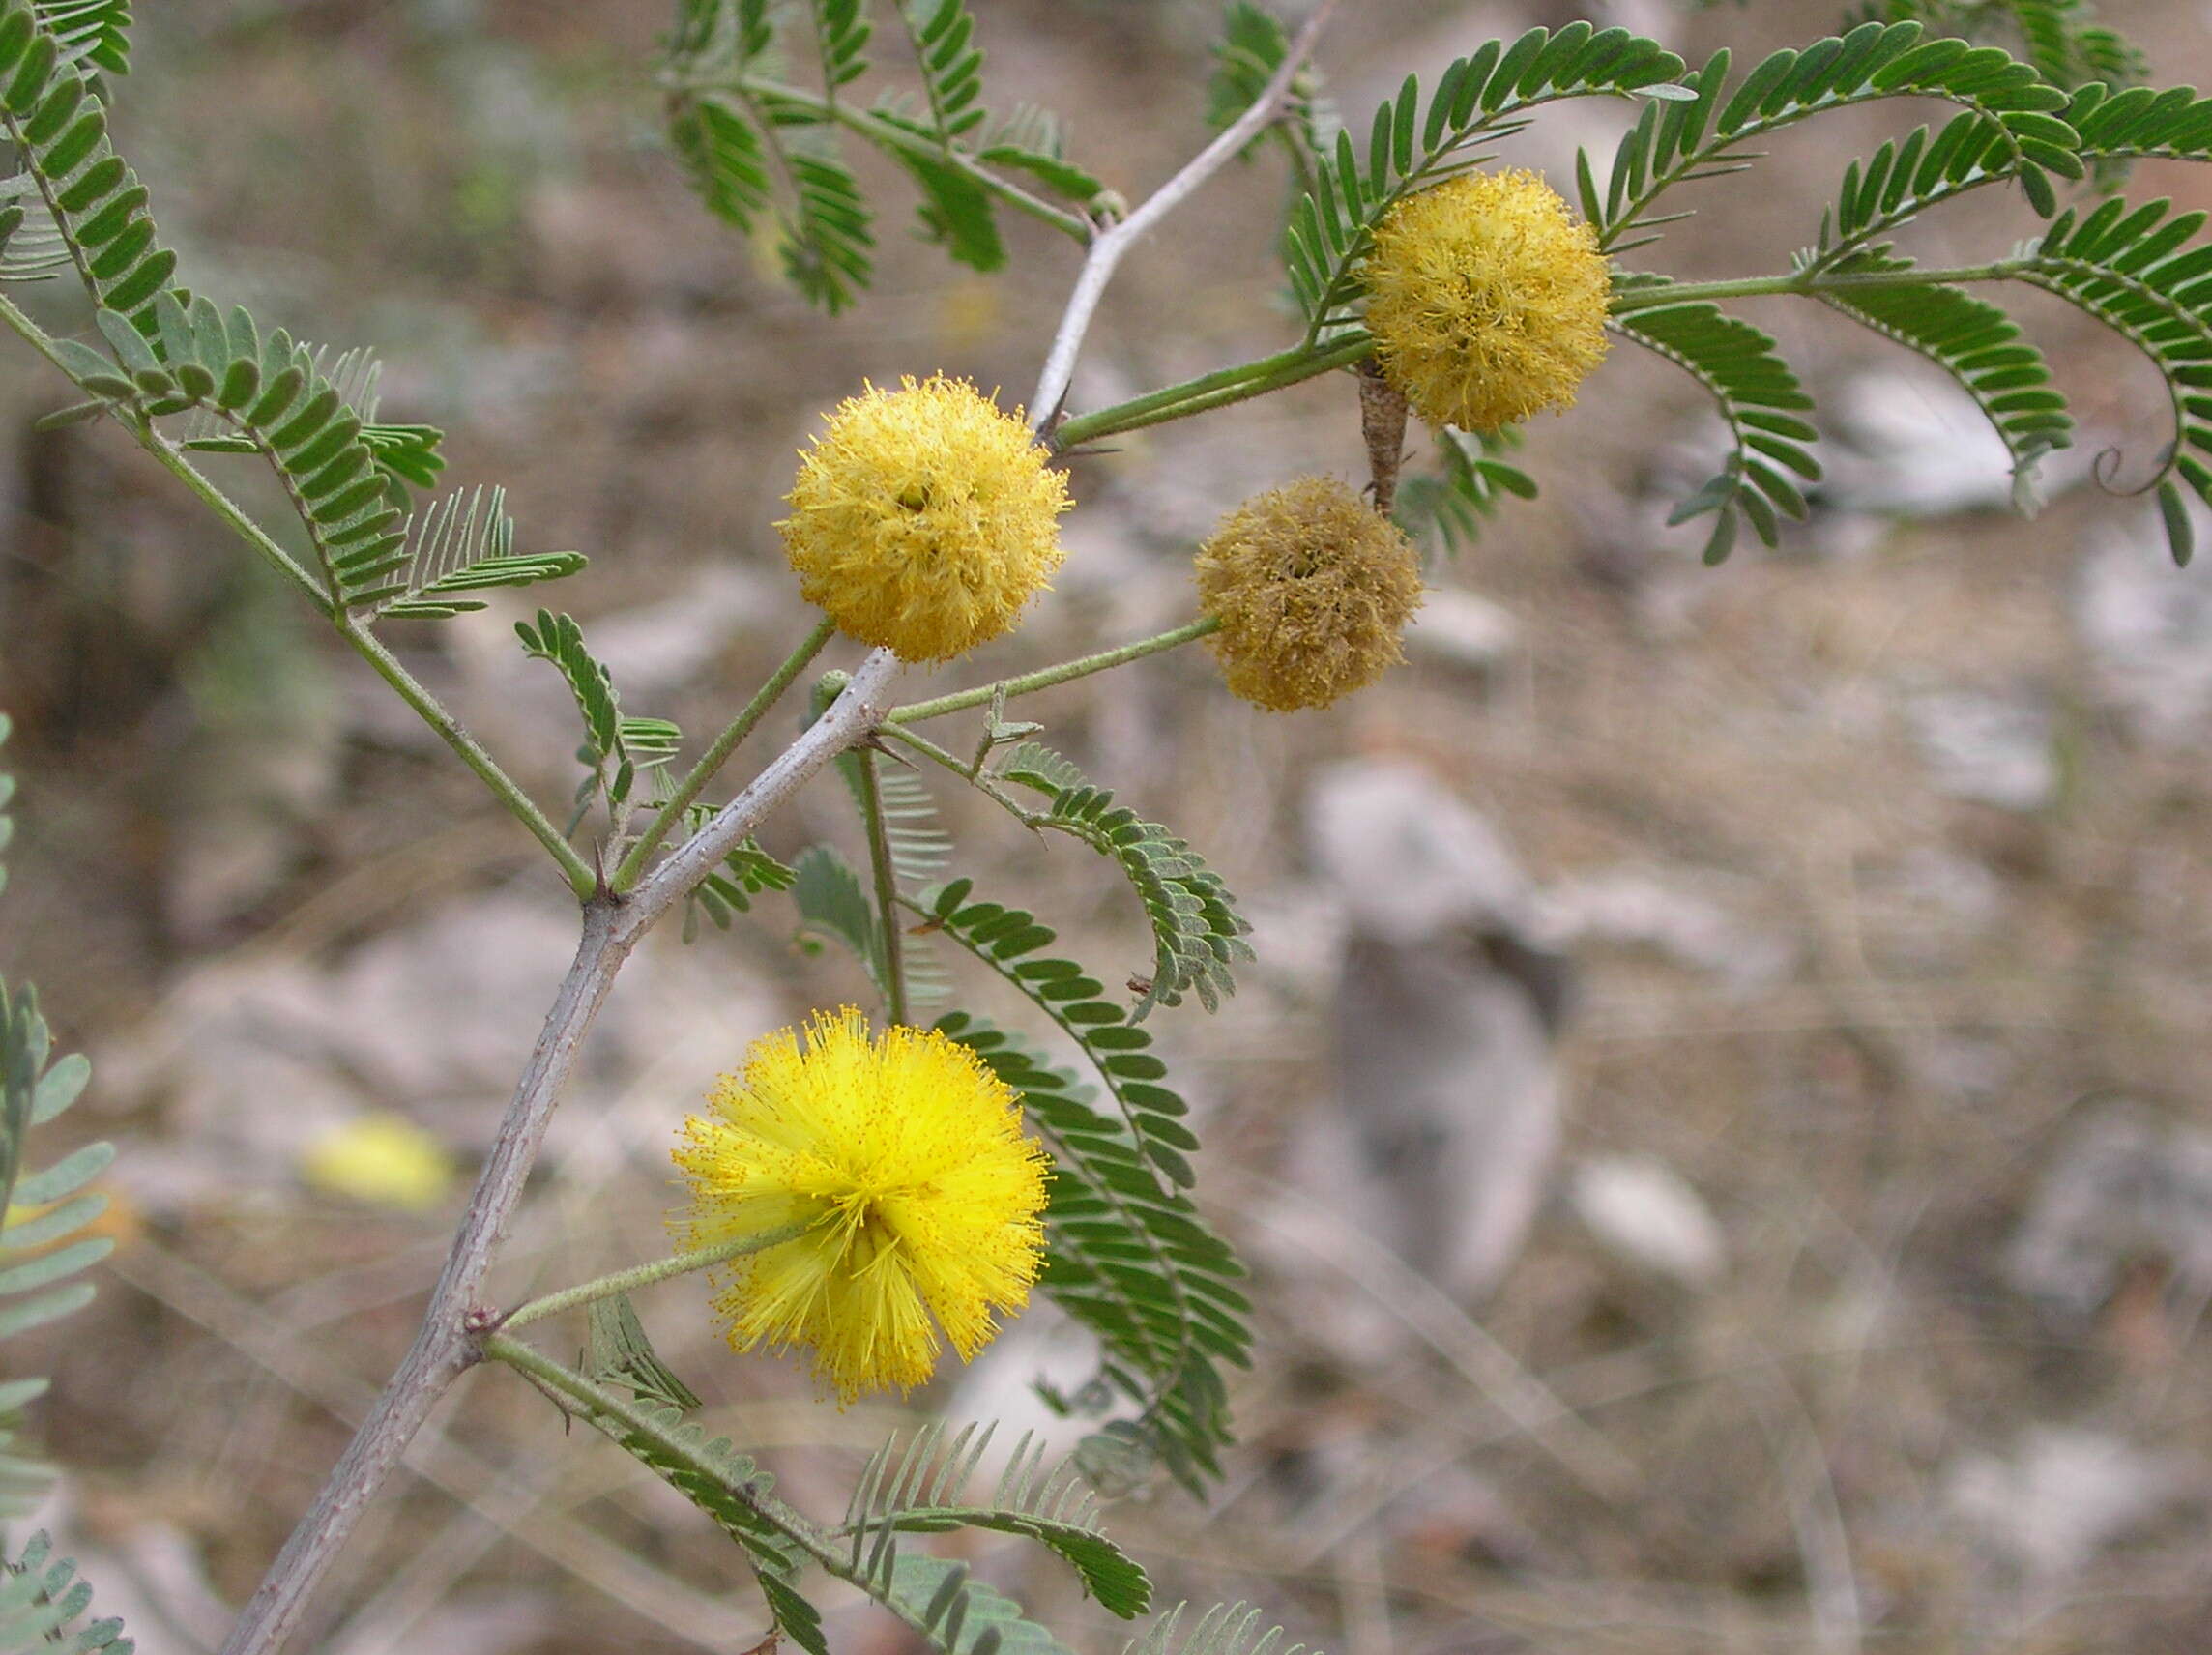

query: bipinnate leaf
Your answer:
[842,1424,1151,1617]
[919,882,1251,1494]
[996,744,1251,1020]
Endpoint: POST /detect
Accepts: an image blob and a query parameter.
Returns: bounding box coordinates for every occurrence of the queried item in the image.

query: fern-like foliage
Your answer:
[1579,27,2212,561]
[1279,22,1691,344]
[996,744,1250,1021]
[919,880,1251,1494]
[790,840,889,996]
[659,0,1108,312]
[838,1423,1150,1618]
[0,1533,132,1654]
[1205,0,1336,184]
[1838,0,2145,90]
[2064,82,2212,165]
[556,1361,1099,1655]
[568,1387,830,1655]
[370,486,584,621]
[584,1292,703,1413]
[1593,24,2081,253]
[0,1,170,323]
[1125,1602,1312,1655]
[1816,248,2072,508]
[35,294,570,622]
[30,1,129,78]
[0,717,132,1653]
[1392,422,1535,555]
[515,611,683,819]
[662,0,876,312]
[680,825,795,943]
[2023,195,2212,562]
[1608,290,1819,563]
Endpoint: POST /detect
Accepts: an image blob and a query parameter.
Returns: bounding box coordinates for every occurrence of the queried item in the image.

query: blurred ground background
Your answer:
[6,0,2212,1651]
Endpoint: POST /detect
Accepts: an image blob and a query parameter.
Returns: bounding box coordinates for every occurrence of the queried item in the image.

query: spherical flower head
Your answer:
[1195,476,1425,712]
[671,1007,1050,1403]
[1362,168,1612,432]
[778,375,1072,663]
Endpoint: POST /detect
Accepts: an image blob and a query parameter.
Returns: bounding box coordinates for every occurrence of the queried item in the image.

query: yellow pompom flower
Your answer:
[671,1007,1050,1402]
[778,375,1072,662]
[1362,168,1612,432]
[1195,476,1425,712]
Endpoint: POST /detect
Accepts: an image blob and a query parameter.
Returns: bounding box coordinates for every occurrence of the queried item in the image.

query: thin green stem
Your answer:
[499,1222,818,1332]
[341,621,597,896]
[875,721,975,780]
[728,77,1092,242]
[852,746,910,1026]
[480,1333,838,1573]
[616,616,836,890]
[1053,333,1372,450]
[1610,259,2036,314]
[886,617,1220,726]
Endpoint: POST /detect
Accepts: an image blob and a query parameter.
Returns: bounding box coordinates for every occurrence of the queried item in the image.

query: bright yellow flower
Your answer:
[1195,476,1425,712]
[778,375,1072,662]
[671,1008,1050,1402]
[1362,168,1612,432]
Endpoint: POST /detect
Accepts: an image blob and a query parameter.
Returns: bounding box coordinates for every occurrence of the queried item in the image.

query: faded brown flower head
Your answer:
[1362,168,1612,432]
[1195,477,1425,712]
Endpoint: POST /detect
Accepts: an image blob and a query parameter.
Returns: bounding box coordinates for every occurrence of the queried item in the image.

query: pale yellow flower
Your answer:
[300,1113,455,1212]
[1363,168,1612,432]
[671,1008,1049,1402]
[778,376,1071,662]
[1195,477,1425,712]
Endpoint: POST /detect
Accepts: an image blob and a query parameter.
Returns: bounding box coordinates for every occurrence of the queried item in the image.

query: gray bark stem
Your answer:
[219,649,903,1655]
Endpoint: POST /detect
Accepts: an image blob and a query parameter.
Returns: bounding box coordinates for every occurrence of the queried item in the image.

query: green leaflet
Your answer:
[372,485,584,620]
[898,0,985,142]
[1609,295,1819,562]
[0,0,168,324]
[532,1347,1093,1655]
[31,0,131,77]
[1815,250,2072,507]
[790,840,888,999]
[515,610,683,817]
[1392,422,1537,555]
[0,724,132,1653]
[996,743,1251,1021]
[557,1385,830,1655]
[681,827,797,943]
[919,876,1251,1495]
[2024,194,2212,562]
[839,1423,1150,1618]
[1275,20,1691,343]
[44,295,564,620]
[660,0,1102,313]
[1834,0,2146,91]
[585,1293,704,1414]
[0,1531,132,1654]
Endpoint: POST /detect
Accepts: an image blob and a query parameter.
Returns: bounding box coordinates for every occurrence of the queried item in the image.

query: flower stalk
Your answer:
[498,1223,821,1333]
[886,617,1221,726]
